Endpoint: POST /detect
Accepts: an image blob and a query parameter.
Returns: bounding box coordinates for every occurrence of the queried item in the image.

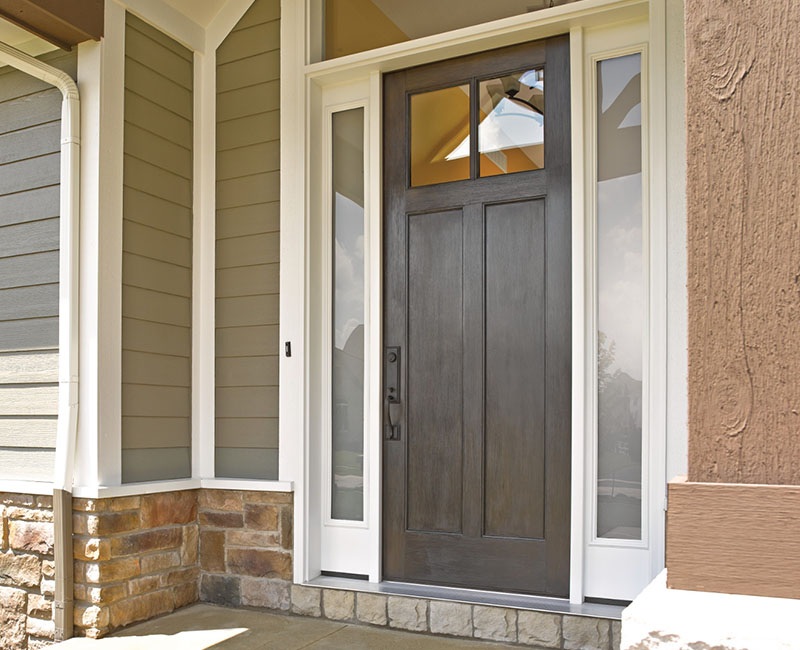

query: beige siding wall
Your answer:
[215,0,280,479]
[0,50,76,481]
[122,14,193,482]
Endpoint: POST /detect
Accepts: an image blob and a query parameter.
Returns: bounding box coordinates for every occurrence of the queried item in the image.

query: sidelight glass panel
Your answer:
[410,85,470,187]
[596,53,643,540]
[331,108,365,521]
[317,0,579,61]
[478,68,545,176]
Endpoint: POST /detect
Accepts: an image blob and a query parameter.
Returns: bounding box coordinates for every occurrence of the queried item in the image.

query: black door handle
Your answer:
[386,394,401,440]
[385,347,401,440]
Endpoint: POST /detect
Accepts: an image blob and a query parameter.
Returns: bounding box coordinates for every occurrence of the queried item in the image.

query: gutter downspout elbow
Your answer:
[0,41,81,642]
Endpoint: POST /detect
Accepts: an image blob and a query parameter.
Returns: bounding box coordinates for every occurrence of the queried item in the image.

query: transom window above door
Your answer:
[316,0,580,61]
[409,68,546,187]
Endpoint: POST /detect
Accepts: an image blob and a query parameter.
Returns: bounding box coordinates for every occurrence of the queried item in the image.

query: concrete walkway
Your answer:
[52,604,544,649]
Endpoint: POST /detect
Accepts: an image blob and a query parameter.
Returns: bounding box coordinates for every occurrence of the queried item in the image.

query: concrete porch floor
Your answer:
[52,604,546,649]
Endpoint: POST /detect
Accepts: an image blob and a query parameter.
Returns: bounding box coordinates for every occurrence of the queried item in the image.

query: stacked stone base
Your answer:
[72,491,200,638]
[1,488,621,650]
[0,493,56,650]
[290,585,621,650]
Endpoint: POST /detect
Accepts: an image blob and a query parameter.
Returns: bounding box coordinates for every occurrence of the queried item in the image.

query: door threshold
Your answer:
[305,576,624,620]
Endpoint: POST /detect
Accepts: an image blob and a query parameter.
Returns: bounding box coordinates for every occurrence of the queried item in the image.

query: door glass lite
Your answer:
[331,108,365,521]
[596,53,643,540]
[478,68,545,176]
[410,85,470,187]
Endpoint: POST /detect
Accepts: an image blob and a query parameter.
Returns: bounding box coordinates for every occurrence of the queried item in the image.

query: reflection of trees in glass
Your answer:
[597,331,642,538]
[331,324,364,521]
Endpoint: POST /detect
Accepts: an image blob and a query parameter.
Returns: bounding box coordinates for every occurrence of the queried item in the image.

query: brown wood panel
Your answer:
[406,210,464,534]
[667,479,800,599]
[686,1,800,484]
[484,200,546,539]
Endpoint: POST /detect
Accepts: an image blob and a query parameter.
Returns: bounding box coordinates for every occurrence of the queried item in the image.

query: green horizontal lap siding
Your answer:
[122,13,193,483]
[0,49,75,481]
[215,0,280,480]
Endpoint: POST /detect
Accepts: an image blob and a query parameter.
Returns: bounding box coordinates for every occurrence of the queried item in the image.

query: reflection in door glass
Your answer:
[410,85,470,187]
[477,69,544,176]
[332,108,365,521]
[596,53,643,540]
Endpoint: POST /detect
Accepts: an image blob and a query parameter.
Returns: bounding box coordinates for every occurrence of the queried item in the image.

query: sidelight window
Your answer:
[331,108,366,521]
[595,52,644,541]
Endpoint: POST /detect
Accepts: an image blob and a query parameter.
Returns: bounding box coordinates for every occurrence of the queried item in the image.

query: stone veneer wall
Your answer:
[290,585,621,650]
[0,493,56,649]
[72,491,199,638]
[198,490,293,610]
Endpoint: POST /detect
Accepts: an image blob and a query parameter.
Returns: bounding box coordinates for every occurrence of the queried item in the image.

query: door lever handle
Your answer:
[385,394,401,440]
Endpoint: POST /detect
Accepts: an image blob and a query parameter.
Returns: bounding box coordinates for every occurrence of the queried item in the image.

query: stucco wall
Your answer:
[687,0,800,484]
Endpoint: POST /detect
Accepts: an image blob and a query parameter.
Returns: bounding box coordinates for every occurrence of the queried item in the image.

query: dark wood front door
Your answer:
[382,36,571,597]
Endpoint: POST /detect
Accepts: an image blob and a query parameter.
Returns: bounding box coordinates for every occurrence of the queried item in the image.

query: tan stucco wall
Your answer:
[687,0,800,484]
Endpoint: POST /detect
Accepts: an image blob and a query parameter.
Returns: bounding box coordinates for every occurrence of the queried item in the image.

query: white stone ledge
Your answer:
[622,570,800,650]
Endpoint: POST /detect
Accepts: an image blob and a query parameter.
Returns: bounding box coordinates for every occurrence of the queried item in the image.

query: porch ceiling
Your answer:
[161,0,229,28]
[0,0,103,50]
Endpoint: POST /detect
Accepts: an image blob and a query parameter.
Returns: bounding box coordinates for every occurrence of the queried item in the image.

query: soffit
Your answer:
[0,0,103,50]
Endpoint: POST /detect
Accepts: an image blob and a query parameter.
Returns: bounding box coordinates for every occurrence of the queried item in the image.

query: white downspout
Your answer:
[0,41,80,641]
